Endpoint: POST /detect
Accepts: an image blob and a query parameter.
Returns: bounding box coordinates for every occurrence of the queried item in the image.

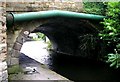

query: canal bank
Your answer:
[8,40,120,81]
[8,41,70,81]
[9,53,70,81]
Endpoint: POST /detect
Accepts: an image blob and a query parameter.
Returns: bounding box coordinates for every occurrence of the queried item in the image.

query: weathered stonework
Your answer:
[6,1,83,80]
[0,1,7,82]
[6,1,83,12]
[7,20,47,66]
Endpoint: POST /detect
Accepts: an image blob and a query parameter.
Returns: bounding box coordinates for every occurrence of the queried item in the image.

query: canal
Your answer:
[20,40,120,81]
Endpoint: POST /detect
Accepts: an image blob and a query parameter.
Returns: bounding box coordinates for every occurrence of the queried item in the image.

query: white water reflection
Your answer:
[20,41,51,64]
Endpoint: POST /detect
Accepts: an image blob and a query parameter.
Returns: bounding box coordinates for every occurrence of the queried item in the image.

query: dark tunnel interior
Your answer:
[21,17,120,81]
[31,18,106,60]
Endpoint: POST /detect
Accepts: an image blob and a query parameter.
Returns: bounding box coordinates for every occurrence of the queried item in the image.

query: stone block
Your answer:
[0,33,6,38]
[0,72,2,81]
[0,63,2,71]
[0,2,2,6]
[6,2,83,12]
[2,79,8,82]
[16,35,24,44]
[2,70,8,81]
[0,61,7,71]
[6,56,11,66]
[10,58,19,65]
[0,53,7,62]
[12,49,20,58]
[0,7,3,12]
[13,42,22,51]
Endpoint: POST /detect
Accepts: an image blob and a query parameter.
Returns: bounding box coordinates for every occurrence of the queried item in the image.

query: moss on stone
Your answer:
[8,65,23,74]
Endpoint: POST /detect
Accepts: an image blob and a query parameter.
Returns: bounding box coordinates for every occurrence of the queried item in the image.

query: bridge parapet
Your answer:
[6,1,83,12]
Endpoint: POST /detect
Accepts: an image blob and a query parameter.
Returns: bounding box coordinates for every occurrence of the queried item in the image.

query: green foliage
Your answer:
[32,32,52,50]
[106,49,120,69]
[99,2,120,68]
[32,32,46,41]
[46,41,52,50]
[83,2,106,15]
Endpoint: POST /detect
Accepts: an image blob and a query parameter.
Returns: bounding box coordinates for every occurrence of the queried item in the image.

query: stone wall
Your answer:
[0,1,8,82]
[6,1,83,12]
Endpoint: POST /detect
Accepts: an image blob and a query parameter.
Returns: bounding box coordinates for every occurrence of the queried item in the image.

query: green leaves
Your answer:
[99,2,120,69]
[32,32,46,41]
[107,2,120,17]
[83,2,105,15]
[106,50,120,69]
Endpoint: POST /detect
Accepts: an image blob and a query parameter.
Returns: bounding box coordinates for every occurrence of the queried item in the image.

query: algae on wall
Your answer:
[8,65,24,80]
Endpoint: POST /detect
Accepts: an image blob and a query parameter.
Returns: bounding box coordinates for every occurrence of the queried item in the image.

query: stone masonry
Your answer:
[6,0,83,80]
[0,0,83,81]
[7,1,83,66]
[0,1,8,82]
[6,0,83,12]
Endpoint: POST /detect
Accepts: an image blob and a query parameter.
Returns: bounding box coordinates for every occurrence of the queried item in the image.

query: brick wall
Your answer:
[0,1,8,82]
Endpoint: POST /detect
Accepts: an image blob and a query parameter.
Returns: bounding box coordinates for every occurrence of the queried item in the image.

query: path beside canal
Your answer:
[9,41,70,81]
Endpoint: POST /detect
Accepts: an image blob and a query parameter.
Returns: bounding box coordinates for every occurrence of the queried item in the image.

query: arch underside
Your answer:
[31,18,104,59]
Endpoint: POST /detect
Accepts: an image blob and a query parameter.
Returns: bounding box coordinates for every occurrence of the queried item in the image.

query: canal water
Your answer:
[20,41,120,81]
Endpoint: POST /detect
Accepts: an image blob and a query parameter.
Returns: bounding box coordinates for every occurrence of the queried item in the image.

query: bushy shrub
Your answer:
[99,2,120,68]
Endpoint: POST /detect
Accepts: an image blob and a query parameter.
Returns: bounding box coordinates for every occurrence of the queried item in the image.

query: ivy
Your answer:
[99,2,120,69]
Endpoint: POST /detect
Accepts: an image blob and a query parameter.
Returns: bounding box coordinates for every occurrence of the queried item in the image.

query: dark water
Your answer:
[19,52,120,81]
[46,52,120,81]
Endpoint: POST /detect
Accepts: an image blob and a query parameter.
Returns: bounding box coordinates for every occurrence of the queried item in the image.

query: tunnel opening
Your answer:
[8,17,120,80]
[30,18,106,60]
[20,32,53,65]
[18,18,120,81]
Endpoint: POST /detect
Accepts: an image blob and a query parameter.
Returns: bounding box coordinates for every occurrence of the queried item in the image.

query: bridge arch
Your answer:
[7,17,105,66]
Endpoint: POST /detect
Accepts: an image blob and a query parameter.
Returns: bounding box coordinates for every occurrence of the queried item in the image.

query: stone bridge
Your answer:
[7,2,105,66]
[7,11,104,67]
[0,1,106,81]
[6,1,83,67]
[1,1,83,81]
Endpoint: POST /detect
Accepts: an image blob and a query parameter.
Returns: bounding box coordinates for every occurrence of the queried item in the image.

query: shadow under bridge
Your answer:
[6,10,106,59]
